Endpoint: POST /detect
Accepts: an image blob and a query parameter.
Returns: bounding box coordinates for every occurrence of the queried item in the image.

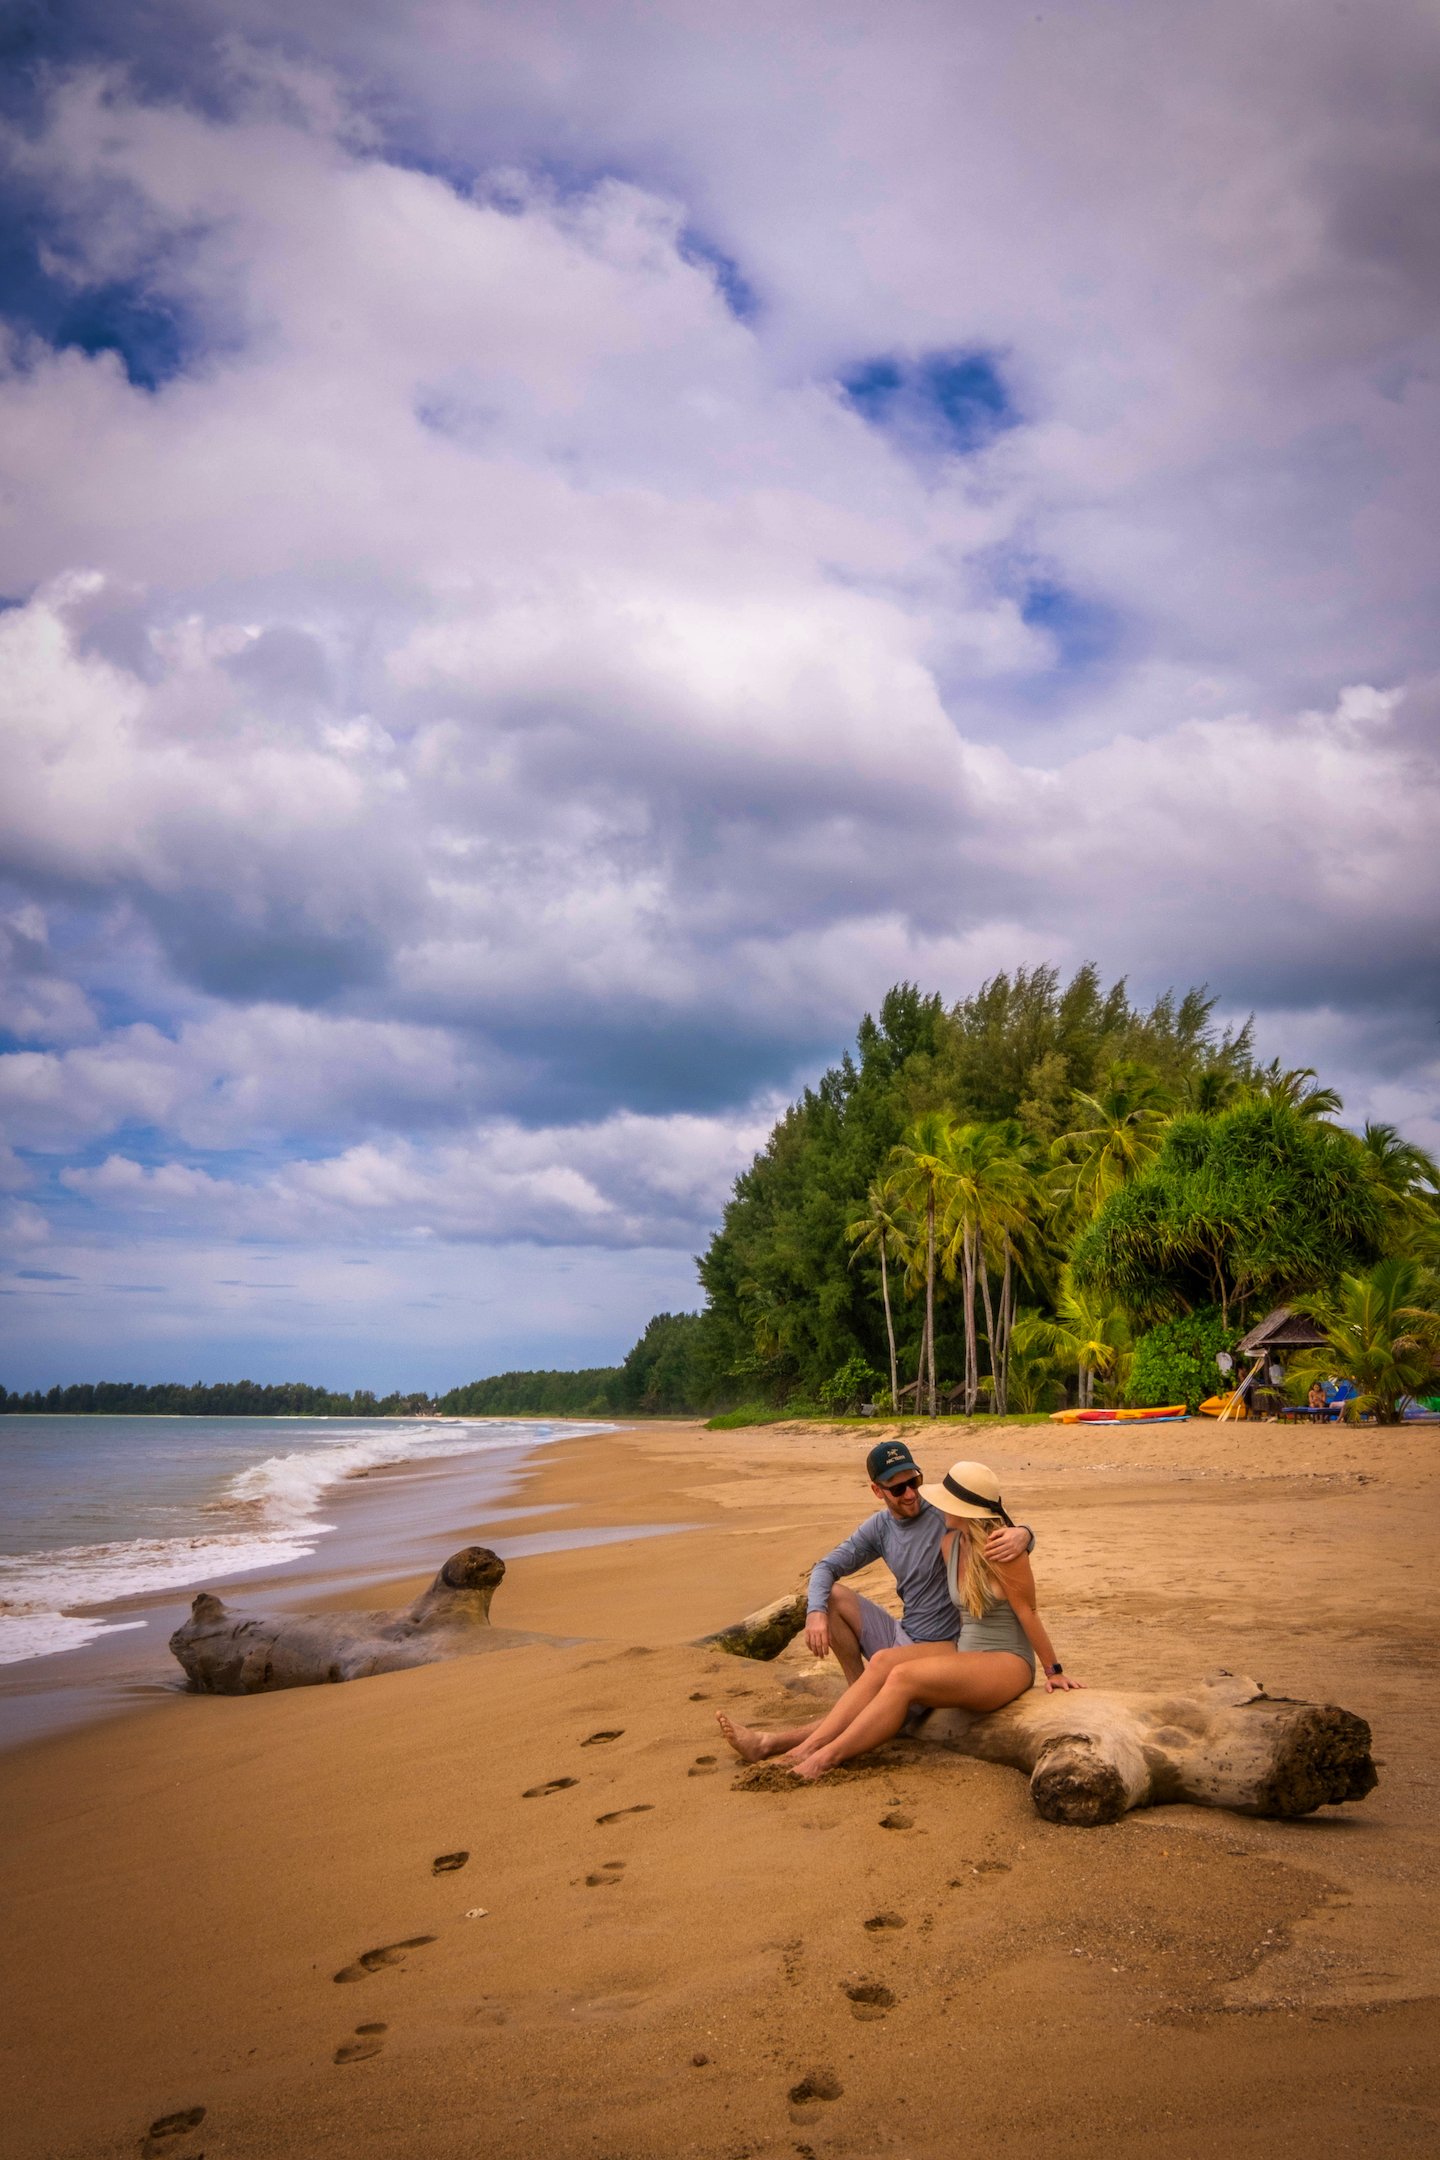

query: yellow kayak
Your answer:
[1198,1392,1249,1419]
[1048,1404,1187,1424]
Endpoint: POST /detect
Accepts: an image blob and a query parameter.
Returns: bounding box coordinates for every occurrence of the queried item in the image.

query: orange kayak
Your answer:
[1048,1404,1187,1424]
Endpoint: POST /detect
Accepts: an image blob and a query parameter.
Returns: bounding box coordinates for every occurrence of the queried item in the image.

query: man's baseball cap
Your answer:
[865,1439,922,1486]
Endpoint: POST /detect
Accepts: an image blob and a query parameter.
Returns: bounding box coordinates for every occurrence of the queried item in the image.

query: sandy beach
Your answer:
[4,1413,1439,2160]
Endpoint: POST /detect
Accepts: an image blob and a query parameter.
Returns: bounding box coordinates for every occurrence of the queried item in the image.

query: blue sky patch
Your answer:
[0,196,197,391]
[679,229,759,322]
[841,347,1016,454]
[1020,580,1121,671]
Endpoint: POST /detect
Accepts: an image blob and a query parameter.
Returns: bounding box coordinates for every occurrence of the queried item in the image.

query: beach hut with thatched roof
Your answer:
[1235,1306,1330,1358]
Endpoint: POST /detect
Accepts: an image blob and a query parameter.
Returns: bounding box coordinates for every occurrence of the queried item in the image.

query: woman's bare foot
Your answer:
[715,1711,772,1763]
[789,1748,834,1782]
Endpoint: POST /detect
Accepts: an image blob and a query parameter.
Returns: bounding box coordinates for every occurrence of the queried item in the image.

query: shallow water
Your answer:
[0,1413,607,1666]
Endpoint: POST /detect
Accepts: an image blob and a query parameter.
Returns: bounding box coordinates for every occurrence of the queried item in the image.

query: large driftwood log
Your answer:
[920,1669,1376,1824]
[169,1546,540,1694]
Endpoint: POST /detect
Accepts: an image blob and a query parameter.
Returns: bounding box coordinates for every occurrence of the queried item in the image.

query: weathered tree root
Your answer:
[922,1669,1375,1824]
[168,1546,550,1694]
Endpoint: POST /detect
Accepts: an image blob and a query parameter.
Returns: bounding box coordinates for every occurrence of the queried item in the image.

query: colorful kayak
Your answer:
[1049,1404,1187,1424]
[1198,1392,1249,1419]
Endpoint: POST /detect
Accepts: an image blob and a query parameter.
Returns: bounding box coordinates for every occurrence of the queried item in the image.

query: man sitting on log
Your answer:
[797,1439,1034,1683]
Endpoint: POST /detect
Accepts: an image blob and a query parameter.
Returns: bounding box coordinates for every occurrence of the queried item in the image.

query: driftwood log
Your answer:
[169,1546,533,1694]
[921,1669,1376,1824]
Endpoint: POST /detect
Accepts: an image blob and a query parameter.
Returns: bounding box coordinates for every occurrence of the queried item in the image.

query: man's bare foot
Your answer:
[715,1711,771,1763]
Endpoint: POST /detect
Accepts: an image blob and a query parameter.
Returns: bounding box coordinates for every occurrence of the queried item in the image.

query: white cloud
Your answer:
[0,14,1437,1378]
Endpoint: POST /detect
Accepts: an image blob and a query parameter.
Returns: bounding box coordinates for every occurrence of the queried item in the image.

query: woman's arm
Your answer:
[989,1553,1083,1692]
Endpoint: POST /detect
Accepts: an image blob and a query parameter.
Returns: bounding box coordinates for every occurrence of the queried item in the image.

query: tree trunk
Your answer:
[996,1237,1014,1417]
[879,1239,898,1410]
[169,1547,528,1693]
[977,1230,998,1416]
[925,1188,937,1417]
[962,1221,979,1415]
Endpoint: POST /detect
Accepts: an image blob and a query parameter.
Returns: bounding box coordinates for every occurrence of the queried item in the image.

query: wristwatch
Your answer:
[1046,1661,1063,1675]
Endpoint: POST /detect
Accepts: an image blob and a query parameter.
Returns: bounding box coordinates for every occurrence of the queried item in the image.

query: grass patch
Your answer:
[704,1406,1063,1431]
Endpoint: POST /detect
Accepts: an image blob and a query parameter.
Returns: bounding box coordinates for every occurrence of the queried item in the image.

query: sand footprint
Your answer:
[523,1777,579,1798]
[334,2022,388,2065]
[688,1755,719,1777]
[843,1981,896,2021]
[140,2106,206,2160]
[863,1911,906,1931]
[585,1859,626,1887]
[581,1729,625,1746]
[333,1936,436,1984]
[432,1850,468,1874]
[594,1803,654,1825]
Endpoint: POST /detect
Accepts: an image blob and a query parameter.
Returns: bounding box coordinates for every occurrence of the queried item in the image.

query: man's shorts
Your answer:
[853,1595,912,1661]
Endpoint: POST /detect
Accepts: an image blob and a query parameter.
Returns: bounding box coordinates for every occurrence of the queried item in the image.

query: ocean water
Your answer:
[0,1414,607,1668]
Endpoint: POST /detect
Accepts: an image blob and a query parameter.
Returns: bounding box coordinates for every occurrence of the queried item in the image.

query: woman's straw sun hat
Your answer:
[918,1459,1014,1527]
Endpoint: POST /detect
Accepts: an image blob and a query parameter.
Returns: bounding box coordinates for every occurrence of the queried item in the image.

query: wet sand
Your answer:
[3,1413,1438,2159]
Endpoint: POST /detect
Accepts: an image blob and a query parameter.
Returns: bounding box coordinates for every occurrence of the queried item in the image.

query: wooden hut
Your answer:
[1235,1307,1330,1358]
[1220,1306,1332,1418]
[893,1379,969,1415]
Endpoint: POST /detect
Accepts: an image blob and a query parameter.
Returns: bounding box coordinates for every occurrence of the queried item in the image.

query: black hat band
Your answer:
[942,1473,1013,1527]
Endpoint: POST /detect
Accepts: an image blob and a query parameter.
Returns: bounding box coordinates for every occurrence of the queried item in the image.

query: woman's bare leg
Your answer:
[792,1652,1032,1781]
[780,1644,946,1763]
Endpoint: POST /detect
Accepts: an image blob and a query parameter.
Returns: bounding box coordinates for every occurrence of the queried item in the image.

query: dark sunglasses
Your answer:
[882,1475,922,1497]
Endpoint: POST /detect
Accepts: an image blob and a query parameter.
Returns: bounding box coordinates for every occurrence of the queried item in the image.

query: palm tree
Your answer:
[1291,1258,1440,1425]
[891,1111,957,1417]
[939,1121,1036,1415]
[1036,1276,1133,1408]
[1360,1121,1440,1233]
[1250,1062,1343,1121]
[1184,1064,1243,1116]
[1004,1309,1068,1414]
[845,1176,912,1410]
[1051,1060,1174,1221]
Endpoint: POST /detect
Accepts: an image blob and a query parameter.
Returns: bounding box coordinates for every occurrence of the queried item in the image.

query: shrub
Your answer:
[1126,1307,1236,1411]
[818,1355,885,1415]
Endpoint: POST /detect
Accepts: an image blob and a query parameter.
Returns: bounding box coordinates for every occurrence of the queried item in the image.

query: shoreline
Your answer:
[4,1413,1438,2159]
[0,1416,625,1749]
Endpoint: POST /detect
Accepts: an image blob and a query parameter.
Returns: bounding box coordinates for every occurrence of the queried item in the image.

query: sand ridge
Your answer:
[1,1415,1437,2159]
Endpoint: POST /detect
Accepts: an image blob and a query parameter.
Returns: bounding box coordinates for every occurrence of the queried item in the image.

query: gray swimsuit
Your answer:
[946,1537,1036,1671]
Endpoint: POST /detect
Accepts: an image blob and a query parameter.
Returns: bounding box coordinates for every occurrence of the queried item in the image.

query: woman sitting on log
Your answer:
[728,1460,1081,1783]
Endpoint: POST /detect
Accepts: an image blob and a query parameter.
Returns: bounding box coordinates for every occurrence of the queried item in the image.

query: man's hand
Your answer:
[804,1610,831,1659]
[985,1525,1030,1567]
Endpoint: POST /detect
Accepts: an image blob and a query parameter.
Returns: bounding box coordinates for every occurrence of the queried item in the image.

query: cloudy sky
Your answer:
[2,0,1437,1390]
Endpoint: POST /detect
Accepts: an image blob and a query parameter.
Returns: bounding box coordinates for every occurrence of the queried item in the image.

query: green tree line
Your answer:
[0,1379,438,1418]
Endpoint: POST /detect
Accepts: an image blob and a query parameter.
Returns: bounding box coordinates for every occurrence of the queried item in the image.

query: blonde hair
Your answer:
[954,1516,1001,1620]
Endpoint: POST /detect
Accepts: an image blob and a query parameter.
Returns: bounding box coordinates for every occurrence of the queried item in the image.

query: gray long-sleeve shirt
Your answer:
[807,1502,1033,1645]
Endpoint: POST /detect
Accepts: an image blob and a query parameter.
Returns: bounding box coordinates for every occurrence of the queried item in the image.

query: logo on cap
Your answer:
[865,1439,921,1485]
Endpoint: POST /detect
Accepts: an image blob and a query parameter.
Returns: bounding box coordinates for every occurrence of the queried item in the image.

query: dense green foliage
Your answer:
[0,1379,436,1417]
[696,967,1256,1405]
[436,1368,619,1417]
[1072,1102,1386,1325]
[1124,1308,1235,1412]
